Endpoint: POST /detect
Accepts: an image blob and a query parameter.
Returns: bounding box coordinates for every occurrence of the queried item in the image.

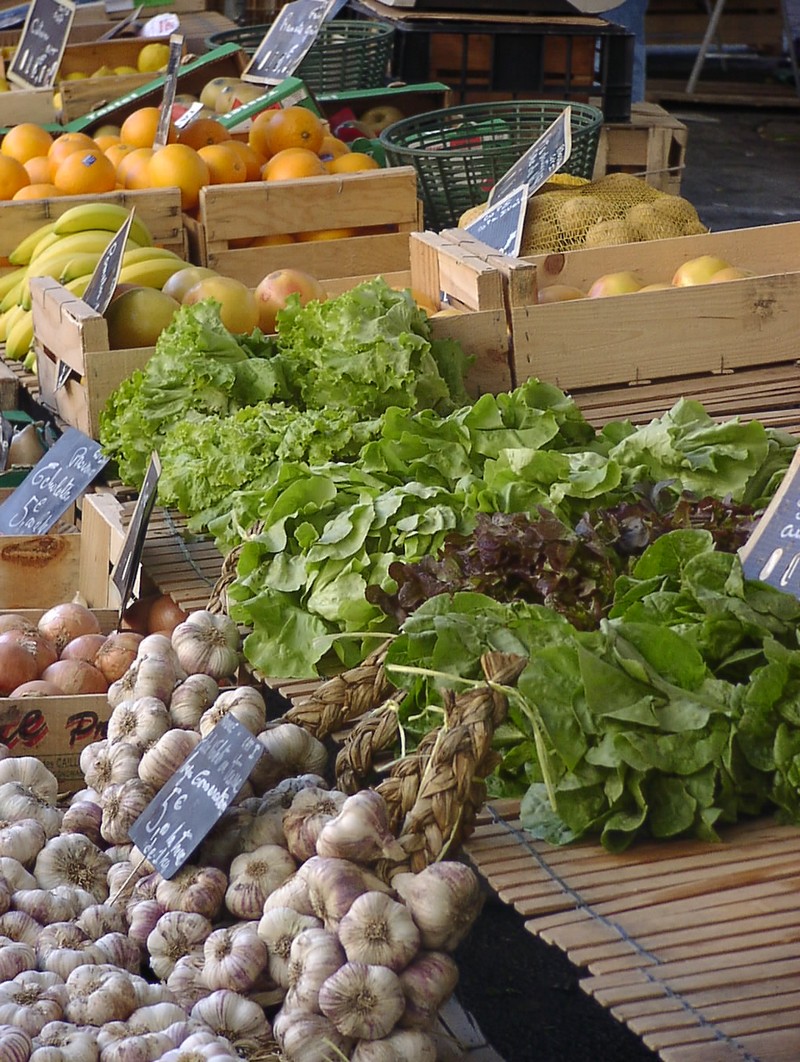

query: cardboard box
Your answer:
[592,102,688,197]
[0,608,117,787]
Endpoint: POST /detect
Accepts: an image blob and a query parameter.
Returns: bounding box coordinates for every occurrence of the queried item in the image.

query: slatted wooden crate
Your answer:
[0,489,82,609]
[592,102,688,197]
[465,799,800,1061]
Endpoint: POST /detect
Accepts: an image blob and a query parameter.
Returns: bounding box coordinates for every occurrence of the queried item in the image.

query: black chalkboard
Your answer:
[111,452,160,618]
[7,0,76,90]
[129,713,263,879]
[0,428,108,536]
[82,209,136,318]
[465,183,528,258]
[739,447,800,594]
[154,33,185,148]
[242,0,335,85]
[488,106,573,207]
[0,415,13,472]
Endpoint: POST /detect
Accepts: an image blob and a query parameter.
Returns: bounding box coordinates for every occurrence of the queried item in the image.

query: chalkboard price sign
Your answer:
[242,0,336,85]
[82,209,136,318]
[739,447,800,594]
[111,452,160,617]
[0,428,108,536]
[465,183,528,258]
[129,713,263,879]
[7,0,76,90]
[488,106,573,207]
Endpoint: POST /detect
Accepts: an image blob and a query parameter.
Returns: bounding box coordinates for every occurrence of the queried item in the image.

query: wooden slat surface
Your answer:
[464,801,800,1061]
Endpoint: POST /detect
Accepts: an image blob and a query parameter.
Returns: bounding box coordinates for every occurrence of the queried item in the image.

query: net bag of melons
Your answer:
[458,173,708,255]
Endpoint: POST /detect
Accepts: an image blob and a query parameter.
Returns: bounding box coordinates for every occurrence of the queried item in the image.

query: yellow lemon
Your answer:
[137,42,171,74]
[63,70,89,80]
[115,65,139,75]
[0,78,11,93]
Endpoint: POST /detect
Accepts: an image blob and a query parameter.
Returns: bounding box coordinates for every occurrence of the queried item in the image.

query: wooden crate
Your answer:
[31,277,155,443]
[592,102,688,197]
[0,607,117,786]
[186,167,424,287]
[0,489,82,609]
[646,0,784,49]
[0,358,18,410]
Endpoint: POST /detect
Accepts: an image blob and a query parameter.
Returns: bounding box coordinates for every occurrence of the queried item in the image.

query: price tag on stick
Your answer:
[488,106,573,207]
[154,32,185,148]
[465,183,529,258]
[242,0,336,86]
[7,0,76,89]
[739,447,800,594]
[129,713,264,879]
[0,428,108,536]
[111,452,161,619]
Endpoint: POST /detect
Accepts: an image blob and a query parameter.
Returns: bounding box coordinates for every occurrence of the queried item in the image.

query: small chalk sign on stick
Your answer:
[465,183,529,258]
[242,0,337,86]
[154,32,185,148]
[111,452,161,619]
[129,713,264,879]
[488,106,573,207]
[739,447,800,594]
[8,0,76,89]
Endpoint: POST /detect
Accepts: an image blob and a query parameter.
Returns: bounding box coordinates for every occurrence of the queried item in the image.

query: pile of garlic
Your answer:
[0,610,487,1062]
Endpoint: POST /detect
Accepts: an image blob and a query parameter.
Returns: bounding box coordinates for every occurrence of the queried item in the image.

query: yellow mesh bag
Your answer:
[459,174,707,255]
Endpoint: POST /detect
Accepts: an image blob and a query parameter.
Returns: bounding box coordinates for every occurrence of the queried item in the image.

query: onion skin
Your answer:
[0,643,39,695]
[10,680,64,697]
[61,633,108,665]
[38,603,102,655]
[42,659,108,695]
[147,595,188,636]
[121,595,157,636]
[94,631,143,683]
[0,629,57,674]
[0,614,34,636]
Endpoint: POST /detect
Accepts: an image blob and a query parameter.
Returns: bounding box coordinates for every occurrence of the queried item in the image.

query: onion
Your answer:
[38,603,102,654]
[121,594,157,635]
[61,633,107,665]
[0,641,39,695]
[41,659,108,695]
[95,631,143,683]
[147,594,188,636]
[10,680,64,697]
[0,614,35,636]
[0,629,57,674]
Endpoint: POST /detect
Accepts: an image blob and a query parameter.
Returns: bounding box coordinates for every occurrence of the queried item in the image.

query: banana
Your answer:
[5,308,33,361]
[121,246,184,267]
[0,303,27,343]
[8,221,57,266]
[0,266,28,302]
[63,275,92,299]
[118,258,187,289]
[23,349,36,374]
[53,202,153,248]
[29,231,142,281]
[59,252,103,284]
[0,276,26,313]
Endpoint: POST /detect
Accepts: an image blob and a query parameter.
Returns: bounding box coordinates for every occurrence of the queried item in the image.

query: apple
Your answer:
[254,268,327,333]
[537,284,586,303]
[671,255,731,287]
[637,282,672,292]
[708,266,752,283]
[359,104,405,135]
[183,276,259,335]
[587,271,645,298]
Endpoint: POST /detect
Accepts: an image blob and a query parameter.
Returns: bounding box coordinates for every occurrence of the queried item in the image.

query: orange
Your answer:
[12,182,62,200]
[247,112,275,161]
[0,155,30,201]
[263,147,326,182]
[105,142,137,172]
[47,133,96,181]
[93,133,121,152]
[250,232,297,246]
[260,106,325,156]
[325,152,381,174]
[53,148,117,195]
[318,134,350,161]
[117,147,155,190]
[177,117,229,151]
[119,106,177,149]
[23,155,51,184]
[197,143,246,185]
[221,139,264,181]
[295,227,359,241]
[146,143,210,211]
[1,123,53,164]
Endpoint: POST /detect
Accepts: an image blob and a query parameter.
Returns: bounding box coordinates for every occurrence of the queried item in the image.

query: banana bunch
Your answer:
[0,202,188,369]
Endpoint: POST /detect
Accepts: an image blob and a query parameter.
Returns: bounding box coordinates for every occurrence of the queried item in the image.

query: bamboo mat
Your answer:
[464,800,800,1062]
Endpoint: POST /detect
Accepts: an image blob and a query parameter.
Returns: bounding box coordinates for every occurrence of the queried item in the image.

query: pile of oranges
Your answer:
[0,106,380,213]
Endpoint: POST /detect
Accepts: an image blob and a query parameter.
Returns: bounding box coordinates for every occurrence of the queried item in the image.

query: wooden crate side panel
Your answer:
[79,492,126,609]
[83,346,154,441]
[0,88,58,127]
[431,309,513,396]
[31,277,109,376]
[510,272,800,392]
[409,230,510,312]
[0,693,110,785]
[0,534,82,609]
[60,74,157,121]
[0,359,19,411]
[593,105,688,194]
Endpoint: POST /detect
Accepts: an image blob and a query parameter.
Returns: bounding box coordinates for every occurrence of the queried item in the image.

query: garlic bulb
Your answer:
[261,874,315,918]
[30,1020,99,1062]
[392,862,484,952]
[159,1030,239,1062]
[107,699,170,752]
[239,802,287,852]
[0,782,62,838]
[34,834,111,903]
[199,687,265,740]
[319,962,405,1041]
[253,724,328,791]
[138,730,200,791]
[0,817,47,866]
[0,970,68,1036]
[299,856,371,931]
[338,891,420,973]
[0,935,35,981]
[171,611,240,682]
[94,932,141,974]
[352,1028,437,1062]
[166,955,207,1012]
[284,927,345,1014]
[100,779,156,846]
[283,787,347,863]
[169,675,219,731]
[127,1002,188,1035]
[65,963,138,1025]
[98,1030,173,1062]
[0,758,58,803]
[60,801,103,847]
[398,950,459,1030]
[80,741,141,795]
[13,885,95,926]
[147,910,213,981]
[1,855,37,890]
[136,634,175,662]
[202,922,267,993]
[127,975,175,1009]
[127,899,166,950]
[224,844,296,920]
[133,657,180,705]
[191,989,272,1047]
[76,905,127,940]
[107,667,138,710]
[35,923,100,980]
[272,1009,352,1062]
[156,865,227,920]
[0,911,40,947]
[257,906,322,989]
[195,807,254,871]
[107,861,150,903]
[0,872,10,917]
[0,1025,31,1062]
[316,790,405,865]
